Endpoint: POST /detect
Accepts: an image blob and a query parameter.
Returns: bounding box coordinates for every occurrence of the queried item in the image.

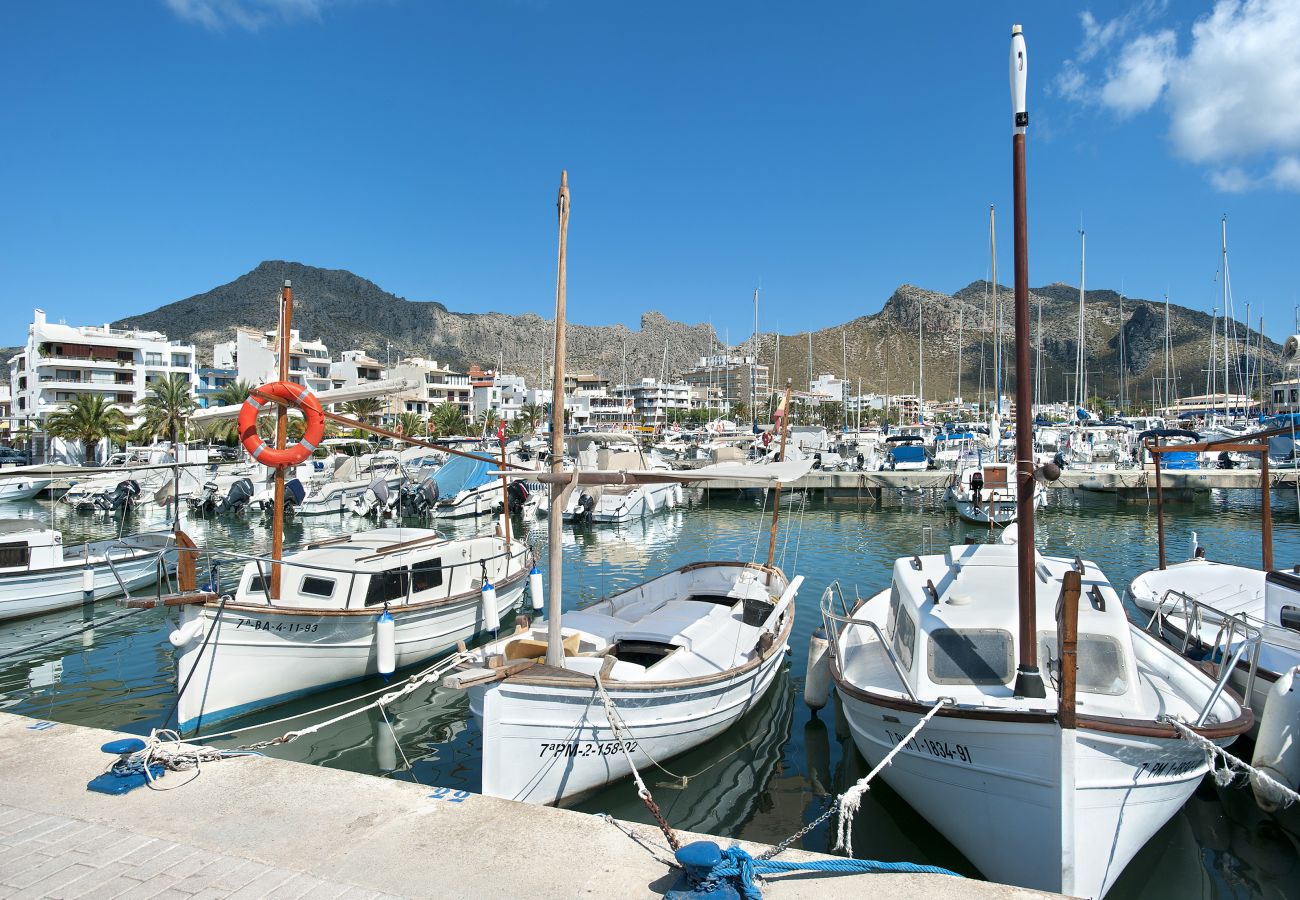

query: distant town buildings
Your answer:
[214,327,331,396]
[680,355,769,414]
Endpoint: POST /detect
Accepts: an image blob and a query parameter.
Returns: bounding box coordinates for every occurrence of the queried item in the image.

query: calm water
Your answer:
[1,488,1297,898]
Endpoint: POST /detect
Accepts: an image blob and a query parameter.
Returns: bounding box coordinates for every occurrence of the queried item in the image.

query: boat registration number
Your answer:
[538,740,639,758]
[233,619,320,633]
[883,728,973,764]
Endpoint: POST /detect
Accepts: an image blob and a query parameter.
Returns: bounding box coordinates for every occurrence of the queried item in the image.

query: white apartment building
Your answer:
[680,354,769,413]
[615,379,690,426]
[9,309,196,424]
[472,374,528,422]
[213,328,331,395]
[809,373,848,403]
[383,357,472,417]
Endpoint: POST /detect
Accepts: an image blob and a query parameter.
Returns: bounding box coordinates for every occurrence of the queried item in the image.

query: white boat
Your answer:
[944,461,1040,525]
[429,453,511,520]
[0,477,52,502]
[823,542,1251,897]
[562,433,681,525]
[447,560,801,805]
[0,520,175,621]
[286,452,405,516]
[172,527,533,733]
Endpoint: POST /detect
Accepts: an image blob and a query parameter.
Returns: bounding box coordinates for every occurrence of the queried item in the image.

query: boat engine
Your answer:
[574,492,596,524]
[188,481,219,513]
[351,477,395,517]
[506,480,529,513]
[216,478,255,515]
[283,478,306,514]
[399,478,439,516]
[97,479,141,513]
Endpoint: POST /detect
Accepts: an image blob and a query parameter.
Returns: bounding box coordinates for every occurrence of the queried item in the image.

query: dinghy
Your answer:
[944,462,1040,525]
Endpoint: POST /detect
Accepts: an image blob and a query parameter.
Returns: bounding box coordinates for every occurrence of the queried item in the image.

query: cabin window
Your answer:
[1038,632,1129,696]
[300,576,336,599]
[893,607,916,671]
[0,542,31,568]
[885,585,902,637]
[927,628,1013,685]
[365,569,410,607]
[1281,605,1300,633]
[246,575,269,596]
[411,558,443,593]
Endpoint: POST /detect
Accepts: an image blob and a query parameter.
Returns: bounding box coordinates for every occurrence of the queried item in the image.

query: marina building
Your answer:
[1160,393,1256,419]
[1268,378,1300,416]
[195,367,237,408]
[382,357,472,417]
[471,373,528,422]
[213,328,331,396]
[680,355,769,414]
[8,309,196,424]
[615,378,690,427]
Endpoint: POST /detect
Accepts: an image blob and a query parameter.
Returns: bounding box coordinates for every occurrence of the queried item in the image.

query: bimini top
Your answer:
[888,445,929,464]
[1138,428,1200,441]
[433,453,497,496]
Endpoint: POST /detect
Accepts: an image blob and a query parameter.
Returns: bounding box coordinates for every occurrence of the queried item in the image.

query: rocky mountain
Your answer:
[98,261,1276,405]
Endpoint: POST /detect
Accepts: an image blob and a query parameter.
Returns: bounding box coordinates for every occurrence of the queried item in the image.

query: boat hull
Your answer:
[835,688,1221,898]
[175,577,527,732]
[0,478,52,502]
[470,643,787,805]
[0,549,167,622]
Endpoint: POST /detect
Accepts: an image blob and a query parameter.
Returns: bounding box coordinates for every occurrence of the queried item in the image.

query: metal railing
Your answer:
[819,581,918,702]
[1147,587,1262,725]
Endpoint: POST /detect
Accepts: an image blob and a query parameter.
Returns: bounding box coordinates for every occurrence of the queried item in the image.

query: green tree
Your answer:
[139,373,197,442]
[214,379,256,408]
[731,400,750,423]
[44,393,130,459]
[431,402,468,437]
[396,411,427,439]
[478,408,501,436]
[342,397,384,425]
[516,403,545,433]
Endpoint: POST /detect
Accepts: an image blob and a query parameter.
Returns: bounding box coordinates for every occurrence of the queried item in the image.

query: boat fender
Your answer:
[1251,666,1299,812]
[804,626,831,710]
[82,566,95,598]
[529,565,544,613]
[376,609,396,678]
[1189,531,1198,560]
[481,579,500,632]
[168,618,206,648]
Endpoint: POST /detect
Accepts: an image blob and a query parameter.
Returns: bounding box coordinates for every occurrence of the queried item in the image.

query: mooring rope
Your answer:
[835,698,950,856]
[1167,717,1299,808]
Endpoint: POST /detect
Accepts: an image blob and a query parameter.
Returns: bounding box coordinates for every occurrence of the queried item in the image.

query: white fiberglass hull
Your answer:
[296,477,402,516]
[0,478,52,502]
[175,577,526,733]
[562,483,682,524]
[835,692,1221,898]
[0,544,169,622]
[469,642,786,805]
[433,484,500,520]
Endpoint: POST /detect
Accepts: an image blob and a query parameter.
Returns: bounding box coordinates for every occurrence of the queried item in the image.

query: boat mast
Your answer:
[1163,293,1172,416]
[546,171,570,668]
[917,295,924,422]
[957,305,964,407]
[752,287,760,432]
[990,205,1000,416]
[1010,24,1045,699]
[1076,227,1086,410]
[842,327,849,432]
[270,280,292,599]
[1118,290,1126,411]
[1222,215,1234,405]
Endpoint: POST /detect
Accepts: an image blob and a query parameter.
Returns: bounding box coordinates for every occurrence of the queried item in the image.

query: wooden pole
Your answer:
[546,171,570,668]
[499,430,512,545]
[1261,449,1273,570]
[271,280,292,599]
[1009,24,1044,698]
[1152,442,1166,570]
[763,381,793,582]
[1056,569,1080,729]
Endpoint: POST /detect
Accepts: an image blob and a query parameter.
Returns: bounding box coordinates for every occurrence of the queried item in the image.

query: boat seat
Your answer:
[617,600,734,653]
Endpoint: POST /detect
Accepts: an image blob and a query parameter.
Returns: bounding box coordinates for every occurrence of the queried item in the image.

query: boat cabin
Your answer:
[0,521,63,572]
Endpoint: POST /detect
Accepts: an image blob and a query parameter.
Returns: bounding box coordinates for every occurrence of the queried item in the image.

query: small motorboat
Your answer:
[0,476,52,502]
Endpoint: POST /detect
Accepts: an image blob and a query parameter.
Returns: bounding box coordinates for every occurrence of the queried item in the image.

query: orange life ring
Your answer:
[238,381,325,468]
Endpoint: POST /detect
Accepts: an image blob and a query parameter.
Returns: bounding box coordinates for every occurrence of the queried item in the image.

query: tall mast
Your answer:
[1010,24,1044,698]
[1244,302,1252,412]
[917,294,925,422]
[957,305,964,406]
[1118,290,1126,411]
[841,327,848,432]
[1076,227,1086,410]
[269,279,292,599]
[752,287,760,431]
[990,205,1000,416]
[1222,215,1233,403]
[545,171,570,668]
[1163,293,1172,416]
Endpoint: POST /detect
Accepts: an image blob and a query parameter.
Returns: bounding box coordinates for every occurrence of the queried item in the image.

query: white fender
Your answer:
[376,609,396,677]
[804,626,831,710]
[529,565,544,613]
[1251,666,1299,812]
[168,617,206,648]
[481,580,500,632]
[82,567,95,597]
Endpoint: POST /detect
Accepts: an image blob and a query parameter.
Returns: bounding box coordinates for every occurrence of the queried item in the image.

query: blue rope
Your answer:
[672,844,962,900]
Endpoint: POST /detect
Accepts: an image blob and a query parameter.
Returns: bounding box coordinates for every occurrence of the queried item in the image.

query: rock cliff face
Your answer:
[103,261,1278,402]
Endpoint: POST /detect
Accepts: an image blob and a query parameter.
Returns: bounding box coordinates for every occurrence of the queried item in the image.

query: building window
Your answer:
[171,354,189,368]
[145,353,164,366]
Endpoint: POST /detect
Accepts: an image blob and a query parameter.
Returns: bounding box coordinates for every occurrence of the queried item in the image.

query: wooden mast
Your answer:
[1010,24,1045,698]
[270,280,292,599]
[546,171,571,668]
[763,381,793,583]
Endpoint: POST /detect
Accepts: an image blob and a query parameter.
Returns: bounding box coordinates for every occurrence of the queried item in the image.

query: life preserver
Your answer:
[238,381,325,468]
[761,431,773,447]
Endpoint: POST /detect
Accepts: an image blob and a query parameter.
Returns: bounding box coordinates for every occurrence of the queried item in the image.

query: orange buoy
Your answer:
[238,381,325,468]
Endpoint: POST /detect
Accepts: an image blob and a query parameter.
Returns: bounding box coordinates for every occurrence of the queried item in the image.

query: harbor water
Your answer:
[1,488,1296,898]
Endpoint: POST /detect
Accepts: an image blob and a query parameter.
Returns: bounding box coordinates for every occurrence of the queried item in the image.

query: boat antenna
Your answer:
[546,171,571,668]
[1010,24,1046,699]
[270,279,292,599]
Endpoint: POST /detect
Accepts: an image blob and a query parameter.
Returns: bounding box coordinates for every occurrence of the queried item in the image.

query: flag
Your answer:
[773,393,788,425]
[497,420,506,445]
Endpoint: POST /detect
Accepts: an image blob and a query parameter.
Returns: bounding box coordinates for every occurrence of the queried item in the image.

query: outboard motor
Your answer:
[1053,451,1068,470]
[283,478,306,513]
[575,492,596,524]
[812,453,823,470]
[351,477,393,517]
[99,479,141,514]
[188,480,219,514]
[855,452,865,470]
[506,480,530,513]
[400,478,439,516]
[216,478,255,515]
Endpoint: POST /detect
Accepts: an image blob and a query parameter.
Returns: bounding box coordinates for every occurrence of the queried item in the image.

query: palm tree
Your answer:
[214,379,256,408]
[396,412,426,439]
[44,393,130,461]
[516,403,544,434]
[431,402,467,438]
[478,408,500,437]
[342,397,384,425]
[139,373,197,442]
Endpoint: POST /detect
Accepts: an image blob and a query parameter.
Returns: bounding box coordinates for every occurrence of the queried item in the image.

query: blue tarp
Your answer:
[1161,452,1199,470]
[889,446,928,464]
[935,432,976,442]
[433,453,496,496]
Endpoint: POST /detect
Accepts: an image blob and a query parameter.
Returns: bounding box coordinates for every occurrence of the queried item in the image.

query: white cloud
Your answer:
[1058,0,1300,192]
[1098,30,1176,116]
[164,0,336,31]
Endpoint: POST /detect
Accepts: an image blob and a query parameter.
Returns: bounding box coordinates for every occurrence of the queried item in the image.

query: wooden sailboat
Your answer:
[443,172,809,806]
[821,28,1252,897]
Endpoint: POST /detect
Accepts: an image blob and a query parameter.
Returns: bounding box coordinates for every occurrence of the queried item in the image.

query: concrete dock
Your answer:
[0,712,1052,899]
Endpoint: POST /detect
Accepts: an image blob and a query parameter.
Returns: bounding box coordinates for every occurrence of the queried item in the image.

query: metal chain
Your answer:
[641,791,682,852]
[757,794,839,860]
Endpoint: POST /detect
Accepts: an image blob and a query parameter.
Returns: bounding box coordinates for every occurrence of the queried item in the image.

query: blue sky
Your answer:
[2,1,1298,349]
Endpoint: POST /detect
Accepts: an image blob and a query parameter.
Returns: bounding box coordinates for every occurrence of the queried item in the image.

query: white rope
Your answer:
[593,672,654,801]
[1167,718,1299,808]
[835,698,950,856]
[126,728,256,791]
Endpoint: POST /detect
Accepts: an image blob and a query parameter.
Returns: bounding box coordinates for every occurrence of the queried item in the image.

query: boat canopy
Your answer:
[889,445,928,463]
[433,453,497,495]
[1138,428,1201,441]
